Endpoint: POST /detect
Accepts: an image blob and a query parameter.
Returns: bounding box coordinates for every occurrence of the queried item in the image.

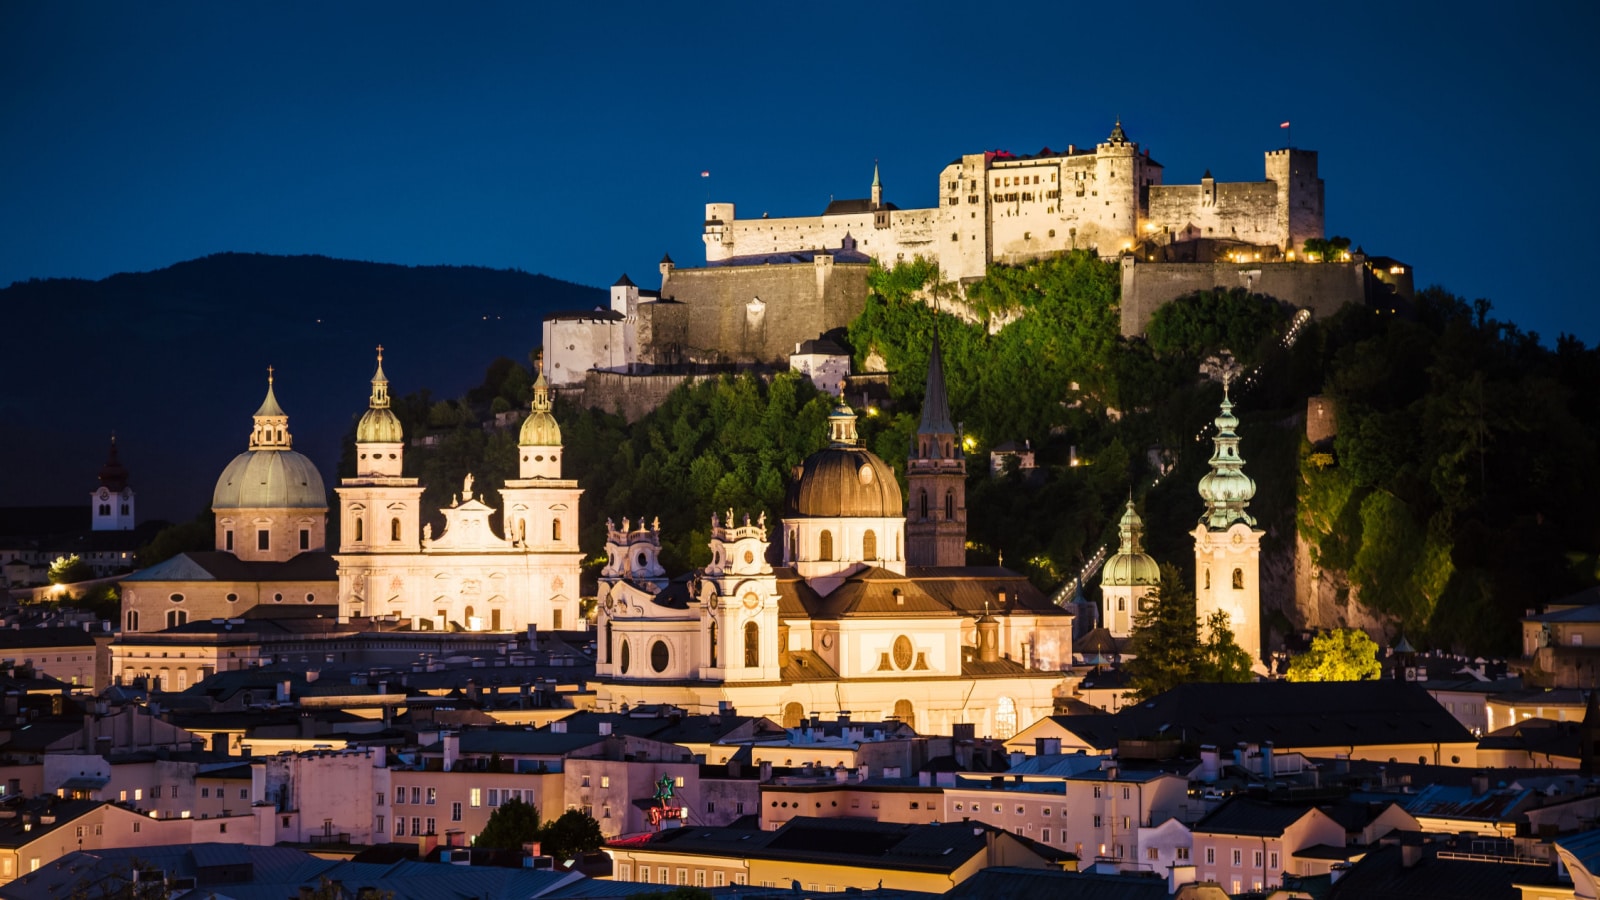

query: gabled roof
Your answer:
[807,568,957,619]
[1192,797,1318,837]
[123,551,337,583]
[823,198,900,216]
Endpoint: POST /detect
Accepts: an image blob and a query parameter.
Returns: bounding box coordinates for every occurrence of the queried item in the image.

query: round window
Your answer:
[169,593,184,603]
[859,464,874,484]
[226,593,239,603]
[892,635,914,670]
[619,641,631,674]
[273,593,284,603]
[305,593,315,603]
[651,640,670,673]
[743,550,755,565]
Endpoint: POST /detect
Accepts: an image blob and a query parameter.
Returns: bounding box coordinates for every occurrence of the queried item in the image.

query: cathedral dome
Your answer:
[786,405,902,518]
[213,371,328,511]
[213,449,328,510]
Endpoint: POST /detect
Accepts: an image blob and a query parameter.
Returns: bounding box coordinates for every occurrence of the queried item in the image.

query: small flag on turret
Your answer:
[1280,122,1290,128]
[701,170,710,177]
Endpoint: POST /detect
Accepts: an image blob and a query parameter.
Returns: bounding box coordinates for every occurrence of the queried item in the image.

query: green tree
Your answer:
[48,554,94,585]
[1124,565,1254,698]
[474,797,543,850]
[541,808,605,861]
[1285,628,1383,682]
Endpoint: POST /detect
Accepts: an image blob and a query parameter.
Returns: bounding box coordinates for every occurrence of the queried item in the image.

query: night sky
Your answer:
[3,2,1598,513]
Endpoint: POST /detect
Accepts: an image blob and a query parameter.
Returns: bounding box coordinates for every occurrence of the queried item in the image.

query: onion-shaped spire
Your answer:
[1197,386,1257,530]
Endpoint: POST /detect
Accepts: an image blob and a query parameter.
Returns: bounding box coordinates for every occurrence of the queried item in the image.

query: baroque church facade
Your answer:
[332,351,583,632]
[590,338,1074,738]
[121,355,583,640]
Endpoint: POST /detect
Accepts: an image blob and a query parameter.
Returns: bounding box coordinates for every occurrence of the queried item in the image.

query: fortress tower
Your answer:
[1265,148,1324,254]
[905,329,966,567]
[1192,387,1265,665]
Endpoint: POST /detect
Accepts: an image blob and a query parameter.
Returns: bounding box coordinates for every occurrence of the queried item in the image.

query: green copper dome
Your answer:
[1197,390,1257,530]
[1103,499,1160,586]
[355,349,405,444]
[519,369,561,447]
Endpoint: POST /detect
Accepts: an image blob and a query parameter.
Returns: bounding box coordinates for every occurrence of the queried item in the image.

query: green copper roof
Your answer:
[1103,498,1161,586]
[254,369,286,418]
[1197,389,1257,530]
[356,349,404,444]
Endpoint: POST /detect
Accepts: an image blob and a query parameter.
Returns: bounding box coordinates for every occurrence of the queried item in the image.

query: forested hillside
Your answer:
[308,251,1600,657]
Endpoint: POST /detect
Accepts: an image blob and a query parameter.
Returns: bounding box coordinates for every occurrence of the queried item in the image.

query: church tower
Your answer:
[698,511,782,683]
[870,162,883,210]
[337,348,424,563]
[499,364,584,630]
[1192,387,1265,664]
[91,436,135,531]
[1101,498,1160,637]
[905,330,966,567]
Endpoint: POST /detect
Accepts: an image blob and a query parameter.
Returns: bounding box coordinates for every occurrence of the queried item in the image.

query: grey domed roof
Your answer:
[213,448,327,510]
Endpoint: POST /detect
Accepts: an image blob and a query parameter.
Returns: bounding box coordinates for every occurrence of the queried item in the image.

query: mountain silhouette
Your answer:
[1,253,605,522]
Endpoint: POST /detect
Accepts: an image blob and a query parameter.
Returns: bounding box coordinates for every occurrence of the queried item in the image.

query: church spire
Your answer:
[870,160,883,210]
[355,346,404,452]
[1197,385,1257,531]
[369,344,390,409]
[918,328,956,439]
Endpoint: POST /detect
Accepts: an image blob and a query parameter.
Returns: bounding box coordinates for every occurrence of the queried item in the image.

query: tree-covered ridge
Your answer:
[1296,290,1600,653]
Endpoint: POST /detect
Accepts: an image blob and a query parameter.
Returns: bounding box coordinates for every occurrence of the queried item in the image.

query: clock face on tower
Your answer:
[98,488,109,500]
[742,593,760,610]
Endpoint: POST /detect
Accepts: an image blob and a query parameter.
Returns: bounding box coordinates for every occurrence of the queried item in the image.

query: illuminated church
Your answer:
[592,336,1073,737]
[121,354,582,635]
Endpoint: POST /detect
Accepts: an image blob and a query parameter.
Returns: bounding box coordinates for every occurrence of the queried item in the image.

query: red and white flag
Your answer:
[1280,121,1290,128]
[700,170,710,177]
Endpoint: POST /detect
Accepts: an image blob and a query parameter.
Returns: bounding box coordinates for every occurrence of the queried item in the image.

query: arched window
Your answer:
[995,696,1017,739]
[552,518,562,542]
[464,605,475,627]
[605,620,614,664]
[945,490,955,521]
[619,640,631,675]
[391,518,401,541]
[127,610,139,632]
[1204,568,1211,591]
[745,621,761,668]
[893,699,916,731]
[166,609,187,629]
[919,490,929,519]
[782,702,805,729]
[819,530,834,562]
[354,518,364,542]
[1232,568,1244,590]
[863,530,878,560]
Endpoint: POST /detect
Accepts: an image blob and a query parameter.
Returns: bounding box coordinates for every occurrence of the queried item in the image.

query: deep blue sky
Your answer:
[3,4,1597,337]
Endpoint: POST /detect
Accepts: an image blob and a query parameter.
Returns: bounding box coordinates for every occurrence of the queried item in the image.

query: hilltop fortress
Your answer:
[546,121,1405,415]
[704,121,1325,281]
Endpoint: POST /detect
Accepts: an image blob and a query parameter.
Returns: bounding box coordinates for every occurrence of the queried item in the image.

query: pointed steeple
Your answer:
[369,344,390,409]
[1107,117,1128,144]
[870,160,883,210]
[249,367,292,451]
[918,329,956,439]
[1197,386,1257,530]
[98,435,129,491]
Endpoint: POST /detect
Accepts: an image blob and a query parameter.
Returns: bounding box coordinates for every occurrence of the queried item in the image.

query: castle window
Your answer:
[257,530,270,552]
[127,611,139,632]
[745,621,760,668]
[300,528,310,550]
[354,519,363,542]
[919,490,928,520]
[863,530,878,560]
[819,530,834,562]
[945,490,955,521]
[391,518,401,541]
[1232,568,1244,590]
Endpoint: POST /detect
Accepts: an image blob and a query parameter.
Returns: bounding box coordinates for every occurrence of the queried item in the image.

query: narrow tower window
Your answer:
[819,530,834,562]
[745,621,760,668]
[1232,568,1244,590]
[553,518,562,542]
[945,490,955,521]
[919,490,928,520]
[354,519,363,542]
[863,530,878,560]
[391,518,401,541]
